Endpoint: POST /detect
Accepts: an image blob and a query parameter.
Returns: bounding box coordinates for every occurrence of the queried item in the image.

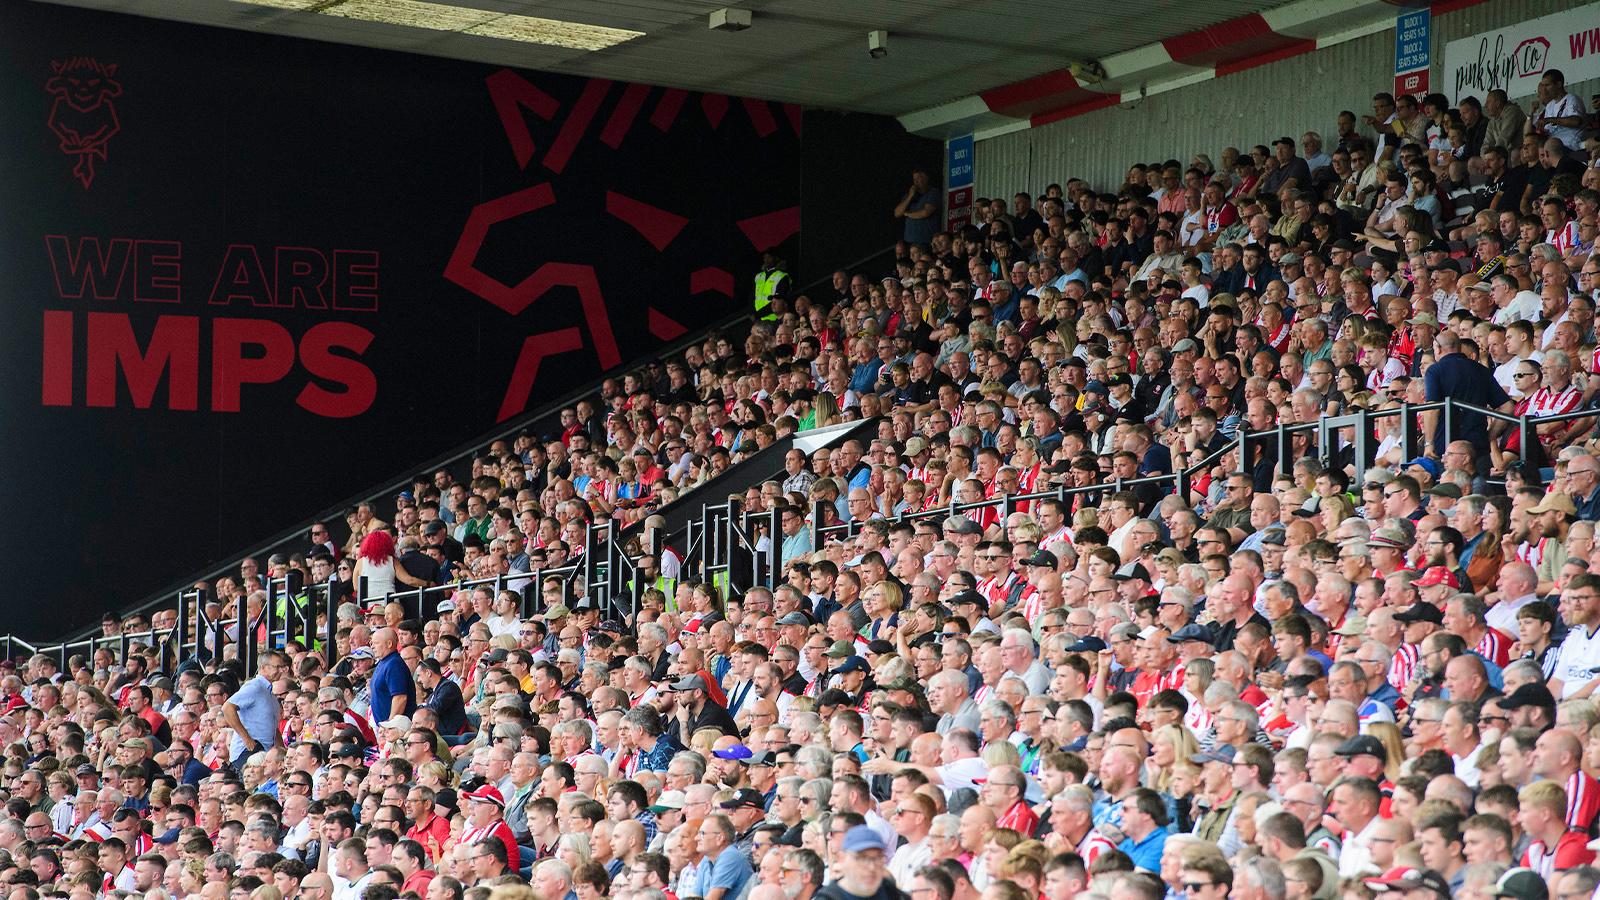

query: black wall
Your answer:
[0,0,827,635]
[797,110,944,284]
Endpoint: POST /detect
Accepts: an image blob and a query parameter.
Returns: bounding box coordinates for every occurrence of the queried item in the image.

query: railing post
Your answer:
[1400,401,1417,462]
[1239,429,1254,475]
[579,521,596,603]
[1275,424,1292,477]
[726,499,743,594]
[265,576,279,653]
[1443,397,1455,446]
[324,584,338,664]
[767,506,781,590]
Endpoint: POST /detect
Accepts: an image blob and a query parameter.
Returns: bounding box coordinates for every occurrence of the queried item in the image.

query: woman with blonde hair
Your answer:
[1147,724,1200,794]
[812,391,840,429]
[558,833,592,872]
[415,759,458,789]
[1366,722,1406,781]
[865,581,902,642]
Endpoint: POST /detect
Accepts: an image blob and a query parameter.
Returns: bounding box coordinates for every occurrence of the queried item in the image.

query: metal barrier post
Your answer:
[265,577,280,653]
[1400,402,1418,461]
[1443,397,1455,446]
[767,506,781,590]
[1275,424,1292,475]
[1239,429,1254,473]
[583,522,597,601]
[324,585,338,664]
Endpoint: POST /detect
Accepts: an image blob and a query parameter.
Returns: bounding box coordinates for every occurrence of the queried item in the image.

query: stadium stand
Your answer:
[12,47,1600,900]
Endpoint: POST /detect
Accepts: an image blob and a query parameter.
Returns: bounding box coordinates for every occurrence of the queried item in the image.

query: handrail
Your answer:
[38,242,905,646]
[13,325,1570,666]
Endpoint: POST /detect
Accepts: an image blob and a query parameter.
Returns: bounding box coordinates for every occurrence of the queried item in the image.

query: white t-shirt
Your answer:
[1545,93,1586,150]
[1553,624,1600,697]
[937,756,990,793]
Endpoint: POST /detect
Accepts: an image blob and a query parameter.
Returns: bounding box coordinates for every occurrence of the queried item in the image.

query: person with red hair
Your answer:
[354,529,399,602]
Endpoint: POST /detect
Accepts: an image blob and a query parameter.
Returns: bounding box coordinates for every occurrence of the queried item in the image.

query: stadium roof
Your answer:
[40,0,1426,135]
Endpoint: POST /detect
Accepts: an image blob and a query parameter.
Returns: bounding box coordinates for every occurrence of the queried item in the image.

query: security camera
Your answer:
[868,30,888,59]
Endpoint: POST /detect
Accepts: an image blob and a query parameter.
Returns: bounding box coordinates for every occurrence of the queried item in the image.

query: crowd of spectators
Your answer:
[17,65,1600,900]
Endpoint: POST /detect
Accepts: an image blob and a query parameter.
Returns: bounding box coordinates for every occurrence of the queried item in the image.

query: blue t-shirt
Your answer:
[1119,827,1168,873]
[708,844,753,899]
[370,652,417,722]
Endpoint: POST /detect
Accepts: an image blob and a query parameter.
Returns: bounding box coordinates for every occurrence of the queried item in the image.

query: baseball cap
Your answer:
[881,675,921,693]
[379,716,412,733]
[1530,493,1577,516]
[1414,567,1459,589]
[436,600,457,613]
[1083,380,1108,396]
[1273,136,1294,147]
[546,604,571,619]
[1486,868,1547,900]
[1368,528,1410,549]
[1191,745,1236,765]
[1068,636,1106,652]
[746,751,777,768]
[948,589,986,608]
[834,656,869,675]
[1022,550,1057,568]
[776,611,810,627]
[1501,683,1557,711]
[1333,616,1368,636]
[712,744,753,761]
[649,790,686,814]
[824,640,856,659]
[465,785,505,807]
[1336,734,1387,763]
[1406,313,1440,327]
[1113,562,1152,582]
[1168,624,1213,644]
[672,674,708,691]
[1394,602,1444,625]
[1365,867,1450,900]
[1405,457,1440,478]
[839,824,889,854]
[720,788,766,811]
[905,437,929,456]
[349,647,375,660]
[946,518,983,536]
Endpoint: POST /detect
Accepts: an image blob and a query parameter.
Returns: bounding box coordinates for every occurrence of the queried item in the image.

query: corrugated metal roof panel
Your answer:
[974,0,1600,196]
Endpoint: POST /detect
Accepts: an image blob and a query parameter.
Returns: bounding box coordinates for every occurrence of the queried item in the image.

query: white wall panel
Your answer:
[974,0,1600,198]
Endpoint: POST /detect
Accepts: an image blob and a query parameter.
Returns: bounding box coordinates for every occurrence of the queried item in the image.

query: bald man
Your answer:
[367,627,415,723]
[1533,728,1600,832]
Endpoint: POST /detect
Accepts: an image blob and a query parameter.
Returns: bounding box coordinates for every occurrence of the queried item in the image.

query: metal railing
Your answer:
[15,350,1576,668]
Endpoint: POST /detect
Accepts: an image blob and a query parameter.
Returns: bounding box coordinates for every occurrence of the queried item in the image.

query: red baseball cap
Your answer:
[1413,567,1458,589]
[464,785,505,807]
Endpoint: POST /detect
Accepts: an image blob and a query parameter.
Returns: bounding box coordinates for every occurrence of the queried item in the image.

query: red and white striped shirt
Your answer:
[1476,628,1512,668]
[1567,769,1600,832]
[1527,384,1582,446]
[1388,642,1419,690]
[1549,221,1581,257]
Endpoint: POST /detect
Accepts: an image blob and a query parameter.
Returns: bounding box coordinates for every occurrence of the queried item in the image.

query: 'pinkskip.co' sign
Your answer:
[1444,2,1600,105]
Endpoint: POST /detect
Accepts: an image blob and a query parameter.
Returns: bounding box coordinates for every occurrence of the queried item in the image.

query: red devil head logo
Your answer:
[46,57,122,188]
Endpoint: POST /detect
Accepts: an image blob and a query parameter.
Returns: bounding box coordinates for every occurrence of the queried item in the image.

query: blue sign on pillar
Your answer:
[947,134,973,187]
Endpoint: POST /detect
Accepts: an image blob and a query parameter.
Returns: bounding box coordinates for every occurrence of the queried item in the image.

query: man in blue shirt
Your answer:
[222,651,286,770]
[1423,331,1513,460]
[696,814,752,900]
[1114,788,1170,873]
[369,627,416,725]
